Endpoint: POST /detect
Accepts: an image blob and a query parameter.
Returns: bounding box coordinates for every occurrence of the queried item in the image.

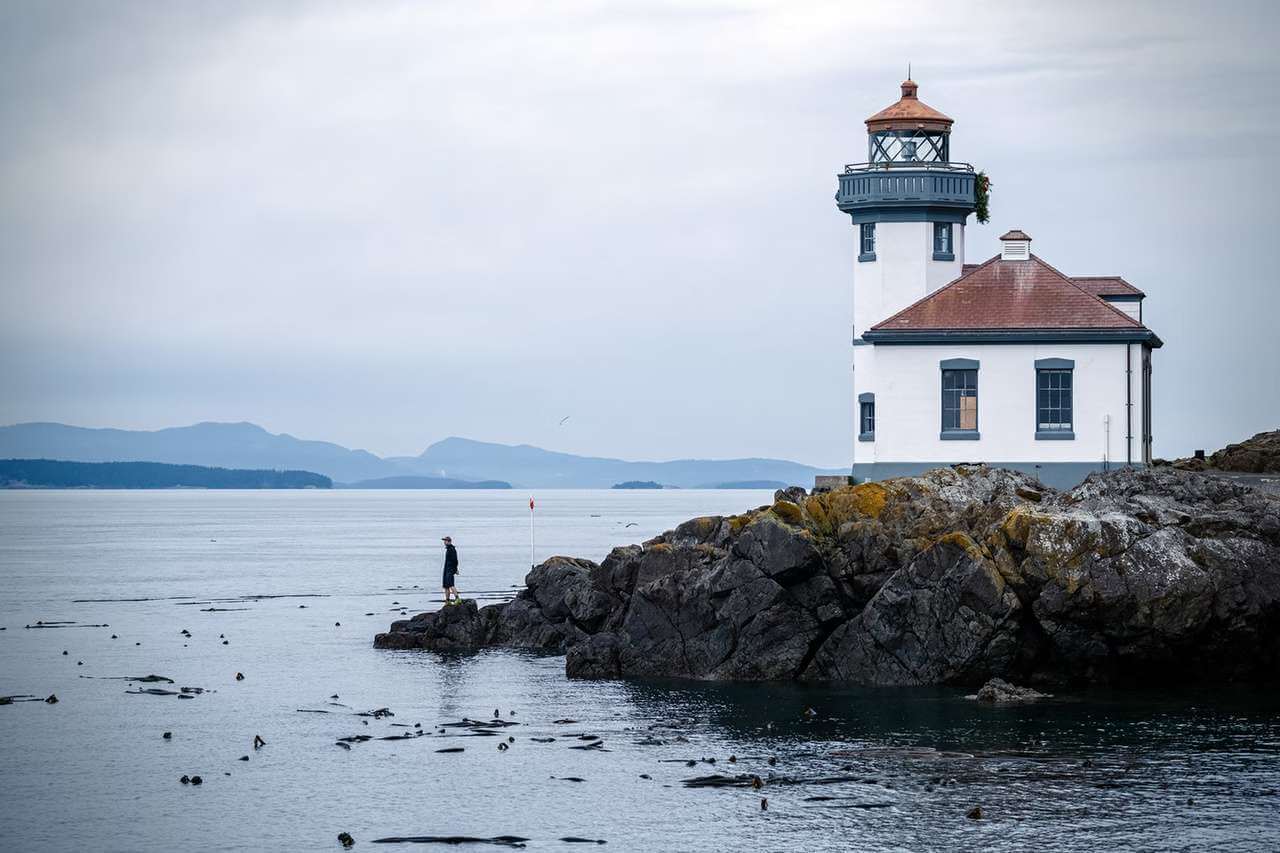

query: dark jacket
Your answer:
[443,543,459,573]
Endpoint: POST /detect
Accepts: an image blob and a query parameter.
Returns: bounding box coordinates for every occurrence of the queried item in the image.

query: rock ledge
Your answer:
[376,465,1280,686]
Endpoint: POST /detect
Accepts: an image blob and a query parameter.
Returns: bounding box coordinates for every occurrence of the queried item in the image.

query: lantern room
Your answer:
[865,79,954,165]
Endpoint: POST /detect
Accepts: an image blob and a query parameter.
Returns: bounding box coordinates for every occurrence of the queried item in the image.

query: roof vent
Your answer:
[1000,229,1031,261]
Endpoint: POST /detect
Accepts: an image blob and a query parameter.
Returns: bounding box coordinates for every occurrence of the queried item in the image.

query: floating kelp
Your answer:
[371,837,529,848]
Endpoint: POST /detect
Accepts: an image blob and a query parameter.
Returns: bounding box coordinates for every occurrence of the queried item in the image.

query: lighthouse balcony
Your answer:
[836,161,975,218]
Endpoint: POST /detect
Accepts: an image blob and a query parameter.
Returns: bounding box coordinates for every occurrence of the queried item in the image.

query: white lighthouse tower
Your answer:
[837,79,978,462]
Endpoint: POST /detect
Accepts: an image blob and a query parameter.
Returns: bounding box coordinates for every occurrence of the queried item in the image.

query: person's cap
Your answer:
[441,536,452,542]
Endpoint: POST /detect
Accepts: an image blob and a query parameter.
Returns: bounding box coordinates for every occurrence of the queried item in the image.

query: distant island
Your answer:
[0,421,846,488]
[340,475,511,489]
[612,480,664,489]
[0,459,331,489]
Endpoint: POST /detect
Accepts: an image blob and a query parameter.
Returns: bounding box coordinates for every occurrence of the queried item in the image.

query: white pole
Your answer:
[529,496,535,569]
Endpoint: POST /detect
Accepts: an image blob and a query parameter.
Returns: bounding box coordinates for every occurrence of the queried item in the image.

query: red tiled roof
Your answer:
[999,229,1031,241]
[1071,276,1145,298]
[871,255,1147,331]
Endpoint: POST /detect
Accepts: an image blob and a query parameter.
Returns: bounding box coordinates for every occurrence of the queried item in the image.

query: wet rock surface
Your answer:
[973,678,1052,703]
[376,466,1280,686]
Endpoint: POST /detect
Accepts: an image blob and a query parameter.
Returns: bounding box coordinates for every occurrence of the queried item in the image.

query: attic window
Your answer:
[1001,240,1030,261]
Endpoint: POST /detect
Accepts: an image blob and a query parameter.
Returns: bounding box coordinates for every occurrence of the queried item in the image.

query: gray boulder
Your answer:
[974,678,1051,703]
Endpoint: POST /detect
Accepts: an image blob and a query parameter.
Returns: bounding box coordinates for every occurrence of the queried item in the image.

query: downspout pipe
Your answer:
[1125,343,1133,466]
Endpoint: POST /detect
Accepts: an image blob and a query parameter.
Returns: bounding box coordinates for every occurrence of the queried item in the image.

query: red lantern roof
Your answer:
[865,80,954,133]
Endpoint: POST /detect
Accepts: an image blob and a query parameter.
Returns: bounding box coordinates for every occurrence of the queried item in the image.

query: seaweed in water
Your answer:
[371,836,530,847]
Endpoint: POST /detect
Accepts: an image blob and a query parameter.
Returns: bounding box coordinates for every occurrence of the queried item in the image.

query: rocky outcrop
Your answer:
[973,678,1051,702]
[1207,430,1280,473]
[1160,430,1280,474]
[375,465,1280,686]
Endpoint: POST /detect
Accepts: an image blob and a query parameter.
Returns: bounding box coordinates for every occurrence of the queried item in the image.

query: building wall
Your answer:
[855,342,1148,466]
[850,218,966,467]
[1105,298,1141,321]
[852,221,966,337]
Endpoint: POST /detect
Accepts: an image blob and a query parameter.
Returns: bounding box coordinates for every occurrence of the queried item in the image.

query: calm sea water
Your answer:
[1,490,1278,852]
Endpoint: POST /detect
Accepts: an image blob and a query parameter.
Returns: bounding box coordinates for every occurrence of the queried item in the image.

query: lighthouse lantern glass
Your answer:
[868,130,949,165]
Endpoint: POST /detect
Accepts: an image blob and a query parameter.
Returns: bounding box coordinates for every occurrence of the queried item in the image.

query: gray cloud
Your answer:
[2,0,1277,463]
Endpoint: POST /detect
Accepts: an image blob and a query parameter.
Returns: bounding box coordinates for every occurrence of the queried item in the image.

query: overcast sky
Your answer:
[1,0,1277,465]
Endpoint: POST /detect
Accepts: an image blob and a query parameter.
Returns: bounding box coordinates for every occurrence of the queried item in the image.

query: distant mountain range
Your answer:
[0,422,843,489]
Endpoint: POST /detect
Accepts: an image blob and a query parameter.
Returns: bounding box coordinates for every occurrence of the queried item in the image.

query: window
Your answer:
[859,222,876,261]
[858,394,875,440]
[940,359,979,438]
[933,222,953,259]
[1035,358,1075,439]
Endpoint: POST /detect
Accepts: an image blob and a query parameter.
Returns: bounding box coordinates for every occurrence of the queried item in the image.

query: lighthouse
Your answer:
[837,77,977,340]
[834,79,1160,489]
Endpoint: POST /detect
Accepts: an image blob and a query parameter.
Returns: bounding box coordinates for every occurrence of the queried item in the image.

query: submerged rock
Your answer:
[375,465,1280,686]
[973,678,1051,703]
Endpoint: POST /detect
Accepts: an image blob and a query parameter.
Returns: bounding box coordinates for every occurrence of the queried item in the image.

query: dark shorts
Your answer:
[442,572,456,588]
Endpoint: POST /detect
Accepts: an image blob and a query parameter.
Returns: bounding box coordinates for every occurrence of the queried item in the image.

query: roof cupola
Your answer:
[999,229,1031,261]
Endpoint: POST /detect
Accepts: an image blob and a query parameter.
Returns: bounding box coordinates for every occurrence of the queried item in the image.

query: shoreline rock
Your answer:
[971,678,1051,703]
[375,465,1280,687]
[1158,429,1280,474]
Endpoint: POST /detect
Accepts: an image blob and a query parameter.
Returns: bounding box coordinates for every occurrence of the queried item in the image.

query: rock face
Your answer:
[374,466,1280,686]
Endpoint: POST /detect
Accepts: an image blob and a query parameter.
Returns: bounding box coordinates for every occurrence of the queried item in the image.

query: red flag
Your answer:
[529,497,535,511]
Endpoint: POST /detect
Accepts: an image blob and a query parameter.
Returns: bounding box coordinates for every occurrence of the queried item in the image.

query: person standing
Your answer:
[441,536,460,606]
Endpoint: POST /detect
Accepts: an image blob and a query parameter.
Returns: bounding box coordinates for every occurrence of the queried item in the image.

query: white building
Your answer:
[837,80,1160,488]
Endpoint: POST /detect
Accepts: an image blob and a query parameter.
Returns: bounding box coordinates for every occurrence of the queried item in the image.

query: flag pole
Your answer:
[529,496,536,569]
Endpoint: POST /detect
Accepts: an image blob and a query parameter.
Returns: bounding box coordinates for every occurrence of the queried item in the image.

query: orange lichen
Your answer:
[684,516,721,539]
[999,506,1036,546]
[770,500,805,526]
[803,497,832,533]
[935,530,990,562]
[821,482,889,524]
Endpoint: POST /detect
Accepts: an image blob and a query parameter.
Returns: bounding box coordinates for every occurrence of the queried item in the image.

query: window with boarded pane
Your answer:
[941,369,978,432]
[1037,369,1073,432]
